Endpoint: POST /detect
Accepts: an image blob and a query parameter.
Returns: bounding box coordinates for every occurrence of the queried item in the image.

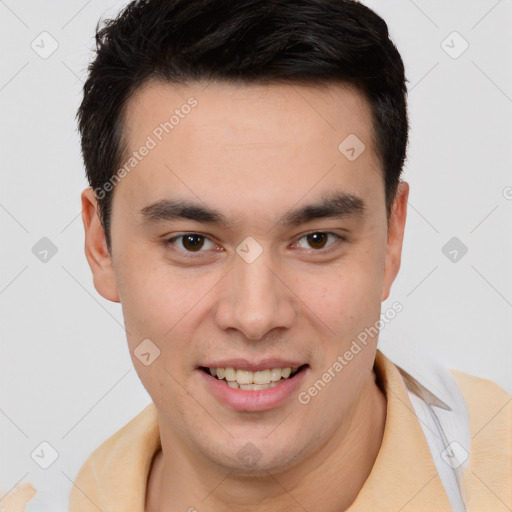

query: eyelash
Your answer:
[163,231,347,257]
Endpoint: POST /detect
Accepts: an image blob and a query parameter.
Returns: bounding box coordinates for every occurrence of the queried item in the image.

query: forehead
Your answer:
[116,79,384,224]
[123,79,376,147]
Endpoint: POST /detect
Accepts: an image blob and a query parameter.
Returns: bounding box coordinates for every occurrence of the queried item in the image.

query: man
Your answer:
[61,0,511,511]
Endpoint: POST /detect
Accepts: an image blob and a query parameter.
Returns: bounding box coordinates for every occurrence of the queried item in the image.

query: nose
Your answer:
[214,248,298,341]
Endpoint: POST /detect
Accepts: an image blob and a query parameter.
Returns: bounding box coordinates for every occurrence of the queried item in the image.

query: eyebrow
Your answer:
[138,191,366,228]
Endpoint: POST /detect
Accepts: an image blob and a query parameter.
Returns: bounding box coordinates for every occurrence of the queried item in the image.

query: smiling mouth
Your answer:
[199,365,308,390]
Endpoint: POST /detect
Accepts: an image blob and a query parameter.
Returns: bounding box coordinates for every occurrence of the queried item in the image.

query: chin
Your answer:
[199,434,310,476]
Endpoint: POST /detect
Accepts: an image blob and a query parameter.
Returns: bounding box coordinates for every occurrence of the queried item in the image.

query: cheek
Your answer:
[114,258,201,406]
[295,250,385,342]
[115,248,220,356]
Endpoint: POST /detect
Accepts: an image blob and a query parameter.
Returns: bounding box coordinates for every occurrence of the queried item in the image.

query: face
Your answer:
[82,79,408,474]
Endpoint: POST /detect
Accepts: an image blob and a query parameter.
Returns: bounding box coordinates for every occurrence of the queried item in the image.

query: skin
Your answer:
[82,79,409,511]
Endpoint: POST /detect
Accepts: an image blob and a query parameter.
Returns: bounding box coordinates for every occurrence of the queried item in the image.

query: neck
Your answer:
[146,371,387,512]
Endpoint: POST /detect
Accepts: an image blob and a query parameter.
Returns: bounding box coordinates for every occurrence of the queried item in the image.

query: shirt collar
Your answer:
[347,350,452,511]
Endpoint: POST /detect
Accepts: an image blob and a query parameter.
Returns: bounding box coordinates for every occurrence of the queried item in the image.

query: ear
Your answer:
[81,187,120,303]
[381,181,409,302]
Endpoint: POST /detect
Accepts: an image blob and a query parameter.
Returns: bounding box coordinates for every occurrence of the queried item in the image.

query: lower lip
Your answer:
[198,367,308,412]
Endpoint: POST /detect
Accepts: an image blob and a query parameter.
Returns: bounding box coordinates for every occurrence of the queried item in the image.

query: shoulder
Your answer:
[77,401,158,468]
[449,369,511,456]
[69,402,160,511]
[450,369,511,429]
[450,369,512,509]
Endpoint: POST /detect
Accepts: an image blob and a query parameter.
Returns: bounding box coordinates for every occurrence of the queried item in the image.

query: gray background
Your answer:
[1,0,511,509]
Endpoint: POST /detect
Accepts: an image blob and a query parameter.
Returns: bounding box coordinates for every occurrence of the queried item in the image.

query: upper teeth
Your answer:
[209,367,297,385]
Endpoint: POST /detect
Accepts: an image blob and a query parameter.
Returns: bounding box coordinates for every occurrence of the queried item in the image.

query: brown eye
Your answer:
[181,234,205,252]
[294,232,345,252]
[165,233,217,254]
[306,232,328,249]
